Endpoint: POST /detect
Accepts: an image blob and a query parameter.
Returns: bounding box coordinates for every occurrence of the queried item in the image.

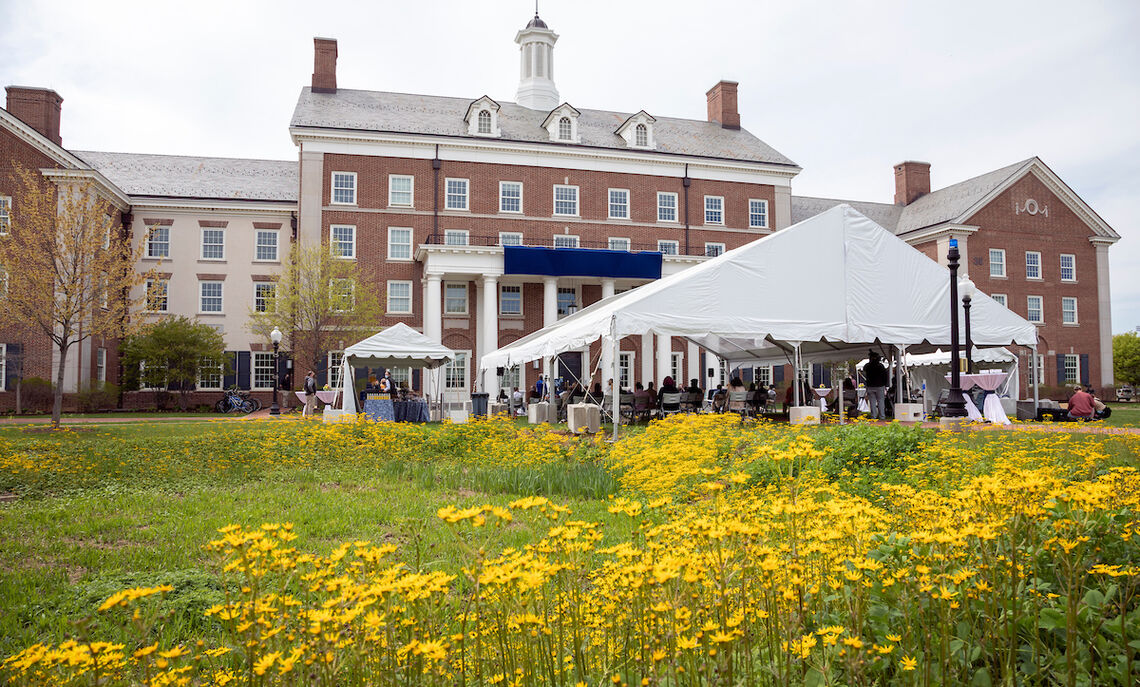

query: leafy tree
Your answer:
[0,165,149,427]
[121,317,229,410]
[1113,332,1140,387]
[247,243,383,386]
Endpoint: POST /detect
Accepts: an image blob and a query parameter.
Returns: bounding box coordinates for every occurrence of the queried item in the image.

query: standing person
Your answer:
[862,350,889,420]
[378,370,393,394]
[303,370,317,417]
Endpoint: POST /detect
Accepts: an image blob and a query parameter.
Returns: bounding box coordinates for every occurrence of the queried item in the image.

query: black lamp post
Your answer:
[944,240,968,418]
[960,276,976,375]
[269,327,282,416]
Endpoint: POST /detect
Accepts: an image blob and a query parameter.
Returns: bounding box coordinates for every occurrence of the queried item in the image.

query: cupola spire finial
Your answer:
[515,8,559,110]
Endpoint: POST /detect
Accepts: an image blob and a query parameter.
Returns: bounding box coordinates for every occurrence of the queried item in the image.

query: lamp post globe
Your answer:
[959,277,976,375]
[269,327,282,416]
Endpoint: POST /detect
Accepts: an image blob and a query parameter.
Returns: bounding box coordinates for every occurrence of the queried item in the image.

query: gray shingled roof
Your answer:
[72,151,298,202]
[290,88,798,167]
[792,158,1035,235]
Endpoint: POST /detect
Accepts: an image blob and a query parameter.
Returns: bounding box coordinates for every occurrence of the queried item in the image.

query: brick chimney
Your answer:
[5,86,64,146]
[311,37,338,94]
[706,80,740,129]
[894,161,931,205]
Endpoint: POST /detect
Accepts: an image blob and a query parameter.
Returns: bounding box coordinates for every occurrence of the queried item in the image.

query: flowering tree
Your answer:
[247,243,383,388]
[0,165,148,427]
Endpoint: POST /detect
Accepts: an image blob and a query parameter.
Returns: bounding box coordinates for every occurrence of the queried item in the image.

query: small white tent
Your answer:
[339,323,455,414]
[480,205,1039,423]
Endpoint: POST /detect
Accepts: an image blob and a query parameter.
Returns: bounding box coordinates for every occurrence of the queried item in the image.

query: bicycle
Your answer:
[214,388,261,414]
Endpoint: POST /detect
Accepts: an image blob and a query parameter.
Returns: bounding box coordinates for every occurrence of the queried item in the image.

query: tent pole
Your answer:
[610,318,620,442]
[896,345,906,404]
[837,363,845,425]
[1031,343,1039,413]
[792,344,801,407]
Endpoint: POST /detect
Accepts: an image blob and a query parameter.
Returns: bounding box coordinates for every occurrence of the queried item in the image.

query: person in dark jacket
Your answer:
[862,350,890,420]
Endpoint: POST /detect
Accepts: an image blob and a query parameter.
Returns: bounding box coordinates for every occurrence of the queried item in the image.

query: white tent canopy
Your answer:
[900,347,1019,402]
[339,323,455,414]
[481,204,1038,374]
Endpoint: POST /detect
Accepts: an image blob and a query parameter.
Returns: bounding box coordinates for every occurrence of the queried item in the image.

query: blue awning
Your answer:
[503,246,662,279]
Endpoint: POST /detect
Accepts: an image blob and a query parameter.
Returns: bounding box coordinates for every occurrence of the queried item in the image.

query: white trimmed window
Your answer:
[553,234,579,248]
[657,192,678,222]
[330,279,355,312]
[197,357,223,390]
[331,172,357,205]
[500,182,522,213]
[553,185,579,216]
[657,239,679,255]
[501,365,521,393]
[252,352,275,390]
[0,196,10,235]
[608,237,631,251]
[755,365,772,386]
[635,124,648,148]
[1025,251,1041,280]
[1060,254,1076,282]
[199,281,223,314]
[1064,354,1079,384]
[254,282,276,313]
[500,284,522,315]
[389,367,411,388]
[618,352,633,390]
[991,293,1007,307]
[445,178,469,211]
[255,230,278,261]
[146,279,169,312]
[444,281,468,315]
[1027,353,1045,386]
[147,225,170,258]
[328,351,344,390]
[388,175,414,207]
[477,110,492,135]
[388,227,412,260]
[1062,297,1078,324]
[499,232,523,246]
[704,196,724,225]
[201,228,225,260]
[1027,295,1043,324]
[96,348,106,383]
[608,189,630,220]
[330,225,355,259]
[671,352,684,384]
[557,287,578,316]
[989,249,1006,278]
[705,242,726,257]
[387,280,412,314]
[444,229,469,246]
[558,117,572,140]
[748,199,769,228]
[445,351,469,390]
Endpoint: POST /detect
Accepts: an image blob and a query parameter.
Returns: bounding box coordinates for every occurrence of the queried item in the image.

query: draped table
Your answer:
[810,387,832,413]
[857,387,869,413]
[945,372,1010,425]
[295,390,339,406]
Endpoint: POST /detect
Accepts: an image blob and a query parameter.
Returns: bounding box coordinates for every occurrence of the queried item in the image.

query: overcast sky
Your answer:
[3,0,1137,332]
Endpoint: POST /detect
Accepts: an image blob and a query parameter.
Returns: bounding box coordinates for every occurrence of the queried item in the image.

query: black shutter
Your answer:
[773,365,785,383]
[222,351,236,389]
[741,367,753,384]
[4,344,21,391]
[412,369,421,391]
[1079,354,1090,386]
[1056,354,1065,386]
[823,366,832,387]
[236,351,251,390]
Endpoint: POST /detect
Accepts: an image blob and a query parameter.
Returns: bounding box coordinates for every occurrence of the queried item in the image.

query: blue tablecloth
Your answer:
[363,398,394,421]
[362,398,429,422]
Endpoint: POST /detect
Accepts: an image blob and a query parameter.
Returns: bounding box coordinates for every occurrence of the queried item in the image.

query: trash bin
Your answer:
[470,393,490,417]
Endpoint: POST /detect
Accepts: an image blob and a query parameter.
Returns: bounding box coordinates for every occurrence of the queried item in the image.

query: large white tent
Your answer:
[339,323,455,414]
[481,205,1040,421]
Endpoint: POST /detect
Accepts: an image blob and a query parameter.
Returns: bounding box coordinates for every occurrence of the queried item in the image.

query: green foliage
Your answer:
[75,382,119,413]
[18,377,54,413]
[1114,332,1140,387]
[121,316,228,410]
[818,422,935,477]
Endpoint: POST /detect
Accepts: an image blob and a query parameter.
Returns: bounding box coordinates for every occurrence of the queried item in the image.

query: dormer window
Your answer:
[615,110,656,149]
[464,95,501,137]
[541,103,581,143]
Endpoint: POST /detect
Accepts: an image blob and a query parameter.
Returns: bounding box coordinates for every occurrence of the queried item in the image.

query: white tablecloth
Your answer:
[946,372,1010,425]
[857,388,869,413]
[811,387,831,412]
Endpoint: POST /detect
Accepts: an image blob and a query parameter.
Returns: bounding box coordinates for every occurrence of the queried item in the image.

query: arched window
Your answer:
[477,110,492,134]
[635,123,648,147]
[559,117,572,140]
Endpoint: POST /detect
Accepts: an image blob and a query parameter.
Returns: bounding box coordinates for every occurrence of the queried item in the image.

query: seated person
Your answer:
[686,379,703,397]
[496,388,508,403]
[707,383,723,400]
[588,382,604,404]
[728,376,746,391]
[658,376,682,412]
[511,387,525,415]
[1067,384,1096,420]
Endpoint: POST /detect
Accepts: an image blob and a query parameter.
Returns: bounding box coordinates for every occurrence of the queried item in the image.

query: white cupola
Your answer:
[515,13,560,111]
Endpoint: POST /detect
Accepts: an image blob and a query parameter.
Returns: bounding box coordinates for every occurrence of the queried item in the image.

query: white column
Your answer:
[600,279,616,388]
[687,341,700,387]
[423,274,443,399]
[481,275,499,398]
[542,277,558,386]
[1093,240,1115,388]
[656,333,672,383]
[640,334,654,386]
